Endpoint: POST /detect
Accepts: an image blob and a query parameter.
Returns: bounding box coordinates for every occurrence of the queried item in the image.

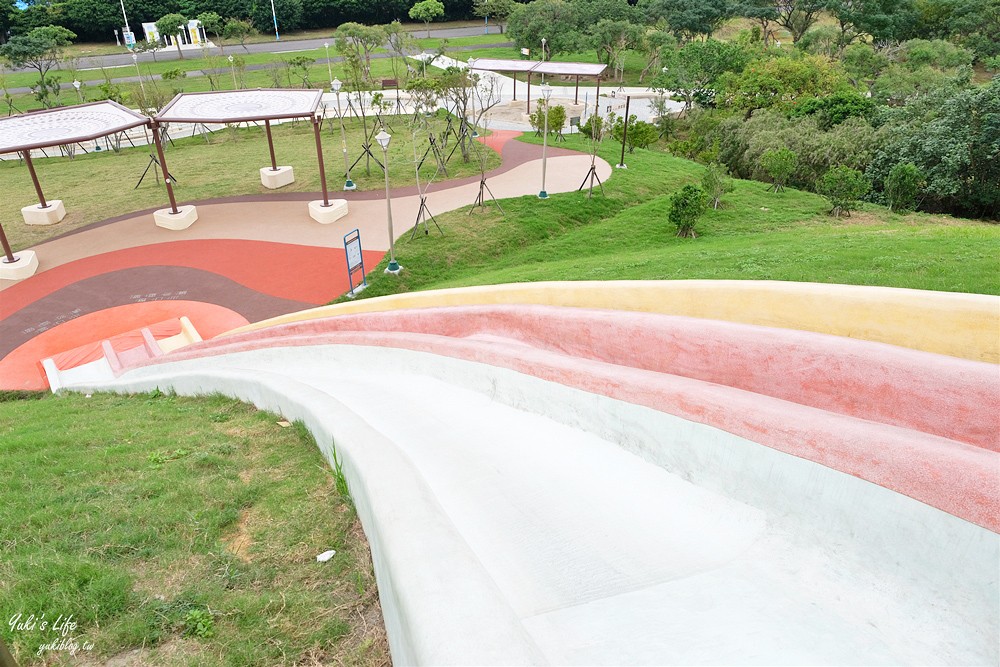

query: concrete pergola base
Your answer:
[22,200,66,226]
[0,250,39,280]
[154,205,199,230]
[260,166,295,189]
[309,199,349,224]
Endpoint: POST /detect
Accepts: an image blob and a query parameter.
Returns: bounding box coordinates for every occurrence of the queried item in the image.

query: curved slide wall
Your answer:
[68,281,1000,666]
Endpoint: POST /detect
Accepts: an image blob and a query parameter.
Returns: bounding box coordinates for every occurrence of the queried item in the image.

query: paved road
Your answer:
[6,39,514,95]
[10,24,506,73]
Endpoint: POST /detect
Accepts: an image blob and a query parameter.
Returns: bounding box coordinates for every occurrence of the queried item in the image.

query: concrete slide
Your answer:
[65,281,1000,666]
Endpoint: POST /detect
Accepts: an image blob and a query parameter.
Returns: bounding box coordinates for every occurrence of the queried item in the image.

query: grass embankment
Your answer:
[1,115,500,252]
[347,134,1000,300]
[0,391,388,666]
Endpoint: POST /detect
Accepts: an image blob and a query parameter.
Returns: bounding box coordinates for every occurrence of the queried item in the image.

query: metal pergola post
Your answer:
[21,150,48,208]
[575,75,580,105]
[313,115,330,207]
[264,119,278,171]
[151,121,179,214]
[512,72,517,100]
[0,222,18,264]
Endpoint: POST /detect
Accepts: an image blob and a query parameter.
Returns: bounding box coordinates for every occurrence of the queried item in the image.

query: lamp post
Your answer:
[483,0,489,34]
[131,52,145,99]
[72,79,83,103]
[324,42,333,83]
[228,55,237,88]
[375,129,401,274]
[270,0,280,40]
[538,83,551,199]
[540,37,547,84]
[331,78,356,190]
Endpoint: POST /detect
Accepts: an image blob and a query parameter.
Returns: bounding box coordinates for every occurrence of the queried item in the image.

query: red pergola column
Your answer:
[151,121,180,215]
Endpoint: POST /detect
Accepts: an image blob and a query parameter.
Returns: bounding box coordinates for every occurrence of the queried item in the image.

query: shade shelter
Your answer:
[0,100,151,280]
[467,59,538,103]
[532,62,607,106]
[155,89,345,227]
[468,59,607,110]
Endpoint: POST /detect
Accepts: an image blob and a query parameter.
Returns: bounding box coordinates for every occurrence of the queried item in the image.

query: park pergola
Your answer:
[154,88,344,227]
[0,100,151,279]
[468,59,608,108]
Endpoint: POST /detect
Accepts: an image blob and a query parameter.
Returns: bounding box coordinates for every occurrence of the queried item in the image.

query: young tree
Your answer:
[669,184,708,237]
[774,0,826,42]
[507,0,583,58]
[223,19,257,54]
[885,162,924,212]
[818,165,870,217]
[384,20,417,82]
[591,19,643,80]
[473,0,518,33]
[156,13,188,60]
[760,147,798,191]
[131,38,161,63]
[612,114,659,151]
[334,23,386,83]
[640,0,733,40]
[409,0,445,38]
[197,12,225,52]
[702,162,735,209]
[654,39,752,111]
[638,30,676,83]
[0,26,76,108]
[733,0,779,45]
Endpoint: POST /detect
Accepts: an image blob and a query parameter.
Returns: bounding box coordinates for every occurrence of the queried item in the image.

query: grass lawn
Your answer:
[0,390,388,666]
[0,33,510,108]
[1,114,500,252]
[343,133,1000,301]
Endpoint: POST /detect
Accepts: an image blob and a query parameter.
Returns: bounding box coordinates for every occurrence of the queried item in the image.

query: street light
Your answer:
[131,51,145,98]
[71,79,83,103]
[228,55,237,88]
[375,129,401,274]
[538,83,551,199]
[540,37,547,83]
[324,42,333,84]
[331,78,356,190]
[270,0,280,40]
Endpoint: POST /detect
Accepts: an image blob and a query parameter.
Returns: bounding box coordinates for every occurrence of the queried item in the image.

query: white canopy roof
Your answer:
[0,101,149,155]
[156,89,324,124]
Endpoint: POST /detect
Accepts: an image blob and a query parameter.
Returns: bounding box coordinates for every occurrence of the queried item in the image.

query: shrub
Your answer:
[818,166,870,217]
[612,114,658,152]
[760,147,798,192]
[885,162,924,213]
[702,162,734,209]
[669,184,708,238]
[161,68,185,81]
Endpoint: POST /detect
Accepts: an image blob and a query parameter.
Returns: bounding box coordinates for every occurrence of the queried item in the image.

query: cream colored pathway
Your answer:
[3,151,610,290]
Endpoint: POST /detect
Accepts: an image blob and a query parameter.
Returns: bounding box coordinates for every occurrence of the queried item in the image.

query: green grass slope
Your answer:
[347,134,1000,300]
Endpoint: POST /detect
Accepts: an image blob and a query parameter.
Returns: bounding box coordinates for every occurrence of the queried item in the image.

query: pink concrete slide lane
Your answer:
[116,305,1000,533]
[195,306,998,450]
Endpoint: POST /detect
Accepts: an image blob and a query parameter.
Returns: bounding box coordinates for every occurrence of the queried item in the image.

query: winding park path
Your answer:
[0,131,609,390]
[1,126,997,664]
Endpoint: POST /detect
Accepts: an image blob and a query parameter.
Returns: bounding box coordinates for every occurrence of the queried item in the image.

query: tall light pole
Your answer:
[270,0,280,40]
[72,79,83,103]
[331,78,356,190]
[540,37,547,83]
[119,0,131,40]
[228,54,237,88]
[483,0,489,34]
[538,83,551,199]
[324,42,333,83]
[375,129,401,274]
[131,52,145,98]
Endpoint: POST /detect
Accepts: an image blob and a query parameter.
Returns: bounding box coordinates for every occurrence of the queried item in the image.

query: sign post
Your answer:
[343,229,366,297]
